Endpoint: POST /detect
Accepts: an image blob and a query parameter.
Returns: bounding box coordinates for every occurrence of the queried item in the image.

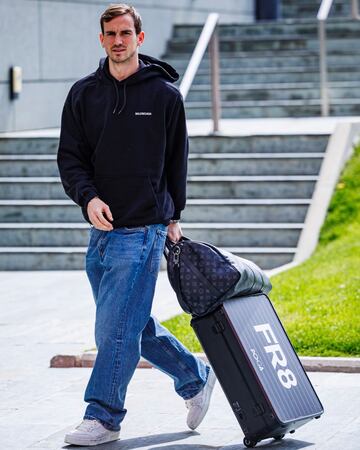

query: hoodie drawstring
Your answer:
[118,83,127,115]
[112,80,127,115]
[112,79,119,114]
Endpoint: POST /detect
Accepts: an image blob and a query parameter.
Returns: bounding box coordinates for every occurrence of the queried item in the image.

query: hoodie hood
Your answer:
[96,53,179,85]
[96,54,179,115]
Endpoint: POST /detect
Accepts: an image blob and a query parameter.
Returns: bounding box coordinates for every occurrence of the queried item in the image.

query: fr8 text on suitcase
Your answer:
[254,323,298,390]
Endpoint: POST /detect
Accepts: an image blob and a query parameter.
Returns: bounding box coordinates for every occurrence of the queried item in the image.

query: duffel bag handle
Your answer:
[163,236,189,260]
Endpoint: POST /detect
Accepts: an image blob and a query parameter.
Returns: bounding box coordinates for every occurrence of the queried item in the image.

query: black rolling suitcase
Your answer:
[191,293,324,448]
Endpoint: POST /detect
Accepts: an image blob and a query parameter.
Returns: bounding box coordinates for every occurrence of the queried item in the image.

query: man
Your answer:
[57,3,216,447]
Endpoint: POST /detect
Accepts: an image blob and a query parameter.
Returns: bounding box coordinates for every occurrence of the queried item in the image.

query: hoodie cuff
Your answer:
[82,190,99,209]
[171,210,181,221]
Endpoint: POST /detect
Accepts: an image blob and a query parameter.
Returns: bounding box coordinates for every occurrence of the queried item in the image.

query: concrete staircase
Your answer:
[163,1,360,118]
[0,134,328,270]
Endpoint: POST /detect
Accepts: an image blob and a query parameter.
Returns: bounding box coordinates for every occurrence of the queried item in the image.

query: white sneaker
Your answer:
[185,369,216,430]
[64,419,120,446]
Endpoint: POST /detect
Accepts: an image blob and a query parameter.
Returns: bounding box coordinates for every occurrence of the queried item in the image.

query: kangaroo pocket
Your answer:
[94,175,159,225]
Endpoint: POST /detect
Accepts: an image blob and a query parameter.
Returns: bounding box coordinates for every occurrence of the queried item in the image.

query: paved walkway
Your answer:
[0,270,359,449]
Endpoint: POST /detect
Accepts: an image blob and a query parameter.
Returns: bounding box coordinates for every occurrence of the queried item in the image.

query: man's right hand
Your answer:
[87,197,114,231]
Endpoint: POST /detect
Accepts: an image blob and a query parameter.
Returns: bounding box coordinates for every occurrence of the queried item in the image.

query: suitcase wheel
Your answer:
[274,434,285,441]
[243,437,257,448]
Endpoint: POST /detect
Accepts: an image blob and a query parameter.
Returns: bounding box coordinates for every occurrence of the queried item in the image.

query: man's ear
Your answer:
[99,32,104,47]
[137,31,145,47]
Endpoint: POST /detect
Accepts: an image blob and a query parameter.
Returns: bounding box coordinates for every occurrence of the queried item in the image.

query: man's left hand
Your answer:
[167,222,183,243]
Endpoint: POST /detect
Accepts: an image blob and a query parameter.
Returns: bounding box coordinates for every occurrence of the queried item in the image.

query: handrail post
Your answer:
[179,13,220,133]
[317,0,359,117]
[351,0,359,19]
[317,0,333,116]
[209,26,221,134]
[318,19,329,116]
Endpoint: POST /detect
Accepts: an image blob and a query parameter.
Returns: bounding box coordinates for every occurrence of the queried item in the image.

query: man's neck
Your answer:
[109,57,140,82]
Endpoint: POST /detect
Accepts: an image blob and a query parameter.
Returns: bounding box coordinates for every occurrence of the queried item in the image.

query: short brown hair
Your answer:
[100,3,142,35]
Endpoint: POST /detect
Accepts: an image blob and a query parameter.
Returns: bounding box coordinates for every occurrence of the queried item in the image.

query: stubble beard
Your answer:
[109,47,137,66]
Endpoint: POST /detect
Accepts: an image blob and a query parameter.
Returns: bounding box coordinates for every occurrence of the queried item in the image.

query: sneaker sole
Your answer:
[64,432,120,446]
[187,369,217,430]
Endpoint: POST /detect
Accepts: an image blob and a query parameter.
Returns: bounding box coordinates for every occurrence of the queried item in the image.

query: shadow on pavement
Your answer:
[63,430,198,449]
[149,437,314,449]
[63,434,314,449]
[223,438,315,449]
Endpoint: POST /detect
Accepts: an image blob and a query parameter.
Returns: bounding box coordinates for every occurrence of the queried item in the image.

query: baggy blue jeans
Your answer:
[83,224,209,431]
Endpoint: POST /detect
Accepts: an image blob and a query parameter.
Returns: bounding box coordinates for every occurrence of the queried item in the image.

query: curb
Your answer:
[50,352,360,373]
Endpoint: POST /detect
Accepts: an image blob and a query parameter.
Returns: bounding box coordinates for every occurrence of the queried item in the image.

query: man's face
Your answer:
[100,14,144,65]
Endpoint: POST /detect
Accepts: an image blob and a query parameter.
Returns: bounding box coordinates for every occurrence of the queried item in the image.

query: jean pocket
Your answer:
[88,227,103,247]
[157,228,168,238]
[149,229,167,274]
[86,228,107,260]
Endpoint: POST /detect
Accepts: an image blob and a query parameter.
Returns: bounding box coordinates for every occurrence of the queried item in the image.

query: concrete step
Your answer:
[0,135,329,155]
[0,223,91,247]
[166,53,360,70]
[186,82,360,103]
[182,199,310,223]
[186,199,310,223]
[169,29,360,45]
[0,200,83,222]
[0,177,65,199]
[166,52,360,74]
[0,246,294,270]
[183,223,303,247]
[188,153,323,175]
[0,155,58,177]
[0,153,324,177]
[183,199,310,223]
[0,247,87,270]
[0,176,318,199]
[0,199,311,224]
[188,135,329,153]
[187,69,360,85]
[167,36,360,54]
[173,19,360,39]
[187,82,360,102]
[187,65,344,76]
[0,222,302,247]
[185,99,360,119]
[187,175,317,199]
[226,247,295,269]
[0,138,59,155]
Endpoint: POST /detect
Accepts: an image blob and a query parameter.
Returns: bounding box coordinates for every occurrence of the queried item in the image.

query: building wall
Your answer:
[0,0,253,132]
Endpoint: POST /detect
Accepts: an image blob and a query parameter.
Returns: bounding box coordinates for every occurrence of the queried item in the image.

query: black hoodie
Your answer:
[57,54,188,227]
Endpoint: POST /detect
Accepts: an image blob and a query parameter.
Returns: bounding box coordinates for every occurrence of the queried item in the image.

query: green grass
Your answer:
[163,145,360,357]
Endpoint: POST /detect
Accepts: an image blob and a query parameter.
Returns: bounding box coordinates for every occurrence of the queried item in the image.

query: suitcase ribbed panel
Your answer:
[222,294,323,423]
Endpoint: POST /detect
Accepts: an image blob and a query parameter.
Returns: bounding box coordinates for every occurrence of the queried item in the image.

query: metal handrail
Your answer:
[317,0,359,116]
[179,13,221,133]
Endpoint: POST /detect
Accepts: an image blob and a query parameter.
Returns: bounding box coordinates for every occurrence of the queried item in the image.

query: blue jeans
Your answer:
[83,224,209,431]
